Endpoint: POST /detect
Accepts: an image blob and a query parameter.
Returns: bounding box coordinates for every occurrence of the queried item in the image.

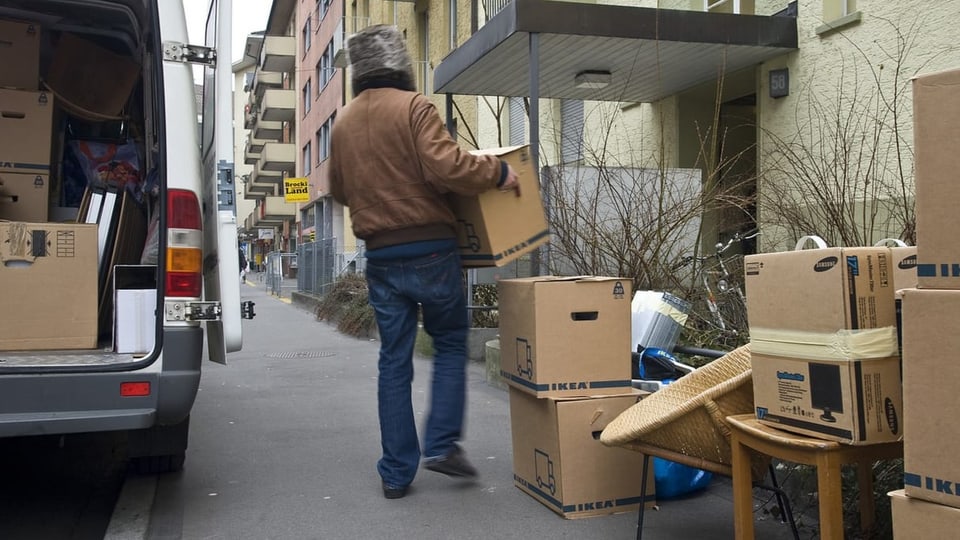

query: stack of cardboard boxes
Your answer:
[0,19,99,351]
[497,275,656,518]
[889,68,960,537]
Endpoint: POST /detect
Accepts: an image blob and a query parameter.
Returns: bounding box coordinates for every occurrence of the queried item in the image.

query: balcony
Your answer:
[253,161,284,186]
[243,103,257,130]
[244,185,268,200]
[333,16,371,68]
[259,142,296,173]
[246,132,268,154]
[244,175,272,199]
[243,145,261,165]
[259,88,295,123]
[253,70,283,99]
[253,119,283,141]
[261,196,297,221]
[260,36,295,73]
[254,202,285,227]
[245,169,276,198]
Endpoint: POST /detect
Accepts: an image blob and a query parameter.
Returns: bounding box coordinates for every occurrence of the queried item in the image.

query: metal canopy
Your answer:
[433,0,797,102]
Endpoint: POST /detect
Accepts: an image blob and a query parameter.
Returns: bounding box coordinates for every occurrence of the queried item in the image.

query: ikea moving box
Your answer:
[0,89,53,222]
[890,489,960,538]
[450,145,550,267]
[0,221,98,350]
[900,288,960,509]
[913,68,960,289]
[0,20,40,90]
[508,388,655,519]
[745,247,902,444]
[498,276,633,398]
[0,170,48,222]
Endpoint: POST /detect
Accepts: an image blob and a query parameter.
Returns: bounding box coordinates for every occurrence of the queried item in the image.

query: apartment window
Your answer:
[319,0,332,20]
[303,79,312,114]
[704,0,753,15]
[320,42,335,89]
[508,97,525,146]
[560,99,584,164]
[303,17,312,53]
[318,115,335,162]
[303,142,312,175]
[316,60,327,96]
[316,130,328,165]
[823,0,856,20]
[448,0,458,51]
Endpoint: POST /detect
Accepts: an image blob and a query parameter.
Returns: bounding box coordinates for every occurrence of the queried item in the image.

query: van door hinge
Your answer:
[165,301,222,322]
[162,42,217,66]
[241,301,256,320]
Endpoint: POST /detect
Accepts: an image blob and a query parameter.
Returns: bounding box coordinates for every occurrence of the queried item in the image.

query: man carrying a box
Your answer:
[329,25,519,500]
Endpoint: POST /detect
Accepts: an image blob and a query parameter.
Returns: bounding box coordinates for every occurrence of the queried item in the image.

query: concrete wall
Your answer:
[756,0,960,249]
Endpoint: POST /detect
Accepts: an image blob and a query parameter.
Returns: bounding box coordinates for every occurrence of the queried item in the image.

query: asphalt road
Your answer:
[108,283,805,540]
[0,431,127,539]
[0,280,807,539]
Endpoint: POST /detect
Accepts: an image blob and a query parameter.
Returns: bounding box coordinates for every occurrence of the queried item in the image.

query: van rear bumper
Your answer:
[0,327,203,438]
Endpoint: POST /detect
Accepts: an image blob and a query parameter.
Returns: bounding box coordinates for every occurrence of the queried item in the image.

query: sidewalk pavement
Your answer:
[175,282,807,539]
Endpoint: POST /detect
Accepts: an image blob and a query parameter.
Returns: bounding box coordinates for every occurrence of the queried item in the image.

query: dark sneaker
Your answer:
[424,445,478,478]
[382,482,408,499]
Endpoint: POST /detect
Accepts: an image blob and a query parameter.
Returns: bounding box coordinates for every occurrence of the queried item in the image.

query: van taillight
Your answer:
[165,189,203,298]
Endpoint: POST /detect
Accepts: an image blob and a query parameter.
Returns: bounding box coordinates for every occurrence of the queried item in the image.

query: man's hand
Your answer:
[499,165,521,197]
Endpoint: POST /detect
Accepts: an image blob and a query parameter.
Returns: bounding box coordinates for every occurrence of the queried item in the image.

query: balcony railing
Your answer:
[253,70,283,99]
[262,196,297,221]
[260,36,296,73]
[253,119,283,141]
[259,88,296,123]
[483,0,511,21]
[259,142,296,174]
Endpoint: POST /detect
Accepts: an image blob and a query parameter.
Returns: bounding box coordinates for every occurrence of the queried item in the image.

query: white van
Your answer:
[0,0,248,473]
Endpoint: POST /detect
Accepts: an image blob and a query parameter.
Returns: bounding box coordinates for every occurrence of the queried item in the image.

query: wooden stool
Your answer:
[726,414,902,540]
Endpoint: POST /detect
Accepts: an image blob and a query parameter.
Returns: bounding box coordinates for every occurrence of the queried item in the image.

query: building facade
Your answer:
[240,0,954,293]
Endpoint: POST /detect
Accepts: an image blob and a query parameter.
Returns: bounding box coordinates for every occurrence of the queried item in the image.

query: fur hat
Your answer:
[346,25,415,88]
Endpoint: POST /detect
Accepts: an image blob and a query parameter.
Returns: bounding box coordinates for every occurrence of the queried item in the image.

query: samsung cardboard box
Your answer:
[913,68,960,289]
[0,89,53,175]
[498,276,633,398]
[900,288,960,508]
[890,490,960,539]
[0,221,98,350]
[750,351,902,444]
[509,388,655,518]
[745,246,901,443]
[0,20,40,90]
[890,246,918,292]
[0,171,49,222]
[450,145,550,267]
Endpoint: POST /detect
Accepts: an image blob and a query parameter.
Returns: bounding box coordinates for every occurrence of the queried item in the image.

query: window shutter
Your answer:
[561,99,584,163]
[509,97,525,146]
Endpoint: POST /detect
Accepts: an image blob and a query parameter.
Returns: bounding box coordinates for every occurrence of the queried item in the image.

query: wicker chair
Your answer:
[600,344,798,540]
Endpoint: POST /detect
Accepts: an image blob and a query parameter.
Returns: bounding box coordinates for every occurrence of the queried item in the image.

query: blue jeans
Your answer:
[365,245,469,488]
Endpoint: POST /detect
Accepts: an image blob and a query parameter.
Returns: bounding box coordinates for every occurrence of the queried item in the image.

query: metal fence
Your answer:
[297,237,365,296]
[264,251,299,298]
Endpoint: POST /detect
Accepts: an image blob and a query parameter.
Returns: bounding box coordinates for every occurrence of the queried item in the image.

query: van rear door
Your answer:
[199,0,242,364]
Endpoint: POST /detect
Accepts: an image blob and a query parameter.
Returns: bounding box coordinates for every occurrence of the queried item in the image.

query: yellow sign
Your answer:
[284,177,310,203]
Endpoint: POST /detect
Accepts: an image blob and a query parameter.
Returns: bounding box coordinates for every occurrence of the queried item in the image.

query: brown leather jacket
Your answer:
[329,87,503,250]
